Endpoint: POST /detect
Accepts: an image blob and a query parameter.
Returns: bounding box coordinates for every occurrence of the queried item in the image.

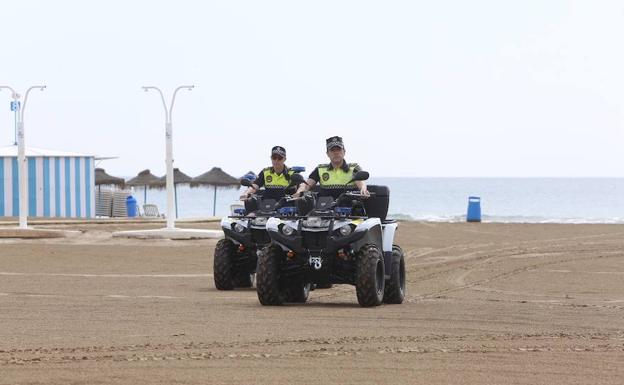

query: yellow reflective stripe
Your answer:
[264,169,290,187]
[318,166,355,187]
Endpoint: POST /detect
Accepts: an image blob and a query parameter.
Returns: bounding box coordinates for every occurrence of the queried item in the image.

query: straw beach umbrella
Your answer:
[154,168,193,218]
[126,169,161,205]
[192,167,240,216]
[95,168,125,188]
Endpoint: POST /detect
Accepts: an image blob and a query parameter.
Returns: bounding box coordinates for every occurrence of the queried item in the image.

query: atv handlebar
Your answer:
[343,191,376,199]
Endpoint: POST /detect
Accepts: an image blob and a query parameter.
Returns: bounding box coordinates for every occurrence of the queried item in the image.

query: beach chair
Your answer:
[95,190,113,217]
[143,204,162,218]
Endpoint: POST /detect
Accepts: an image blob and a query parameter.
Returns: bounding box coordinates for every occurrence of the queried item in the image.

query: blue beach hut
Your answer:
[0,145,95,218]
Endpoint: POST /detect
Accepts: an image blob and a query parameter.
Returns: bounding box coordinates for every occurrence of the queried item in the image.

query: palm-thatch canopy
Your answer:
[126,169,161,187]
[126,169,162,204]
[153,168,193,189]
[95,168,125,187]
[191,167,241,216]
[191,167,240,188]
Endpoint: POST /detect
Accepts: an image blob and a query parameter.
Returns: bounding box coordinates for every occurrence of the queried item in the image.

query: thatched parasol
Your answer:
[192,167,239,187]
[95,168,125,187]
[154,168,193,187]
[192,167,240,216]
[126,169,161,204]
[154,168,193,218]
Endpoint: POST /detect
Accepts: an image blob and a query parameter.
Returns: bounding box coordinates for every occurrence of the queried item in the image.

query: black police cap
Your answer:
[326,136,344,150]
[271,146,286,157]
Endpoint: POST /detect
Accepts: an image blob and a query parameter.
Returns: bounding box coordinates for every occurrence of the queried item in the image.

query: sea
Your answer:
[130,178,624,224]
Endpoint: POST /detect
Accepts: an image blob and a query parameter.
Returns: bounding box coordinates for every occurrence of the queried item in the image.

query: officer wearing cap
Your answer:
[241,146,296,200]
[295,136,369,199]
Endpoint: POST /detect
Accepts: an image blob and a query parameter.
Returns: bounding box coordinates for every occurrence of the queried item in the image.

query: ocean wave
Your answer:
[387,213,624,224]
[387,213,464,222]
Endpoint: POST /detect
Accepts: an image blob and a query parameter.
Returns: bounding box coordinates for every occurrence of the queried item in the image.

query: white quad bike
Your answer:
[256,172,406,307]
[214,171,304,290]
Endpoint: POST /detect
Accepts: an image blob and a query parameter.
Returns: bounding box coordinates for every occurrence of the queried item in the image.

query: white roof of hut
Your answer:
[0,145,93,157]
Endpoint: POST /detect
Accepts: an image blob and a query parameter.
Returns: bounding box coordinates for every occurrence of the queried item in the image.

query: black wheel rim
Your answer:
[375,259,384,295]
[399,257,405,295]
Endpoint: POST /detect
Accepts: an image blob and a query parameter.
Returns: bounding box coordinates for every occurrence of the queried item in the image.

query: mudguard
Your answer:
[382,222,397,253]
[266,217,303,252]
[351,218,383,252]
[381,222,398,279]
[221,217,250,245]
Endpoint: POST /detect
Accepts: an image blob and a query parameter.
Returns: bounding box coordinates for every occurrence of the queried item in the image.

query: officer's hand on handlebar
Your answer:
[240,187,257,200]
[360,186,370,198]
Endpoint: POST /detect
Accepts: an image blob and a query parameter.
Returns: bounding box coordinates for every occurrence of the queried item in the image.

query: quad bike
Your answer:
[256,172,406,307]
[214,170,305,290]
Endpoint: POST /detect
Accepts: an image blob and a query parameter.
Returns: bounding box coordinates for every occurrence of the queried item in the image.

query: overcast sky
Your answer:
[1,1,623,177]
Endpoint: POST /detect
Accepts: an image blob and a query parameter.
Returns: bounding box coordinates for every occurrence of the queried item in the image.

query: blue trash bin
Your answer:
[466,196,481,222]
[126,195,138,217]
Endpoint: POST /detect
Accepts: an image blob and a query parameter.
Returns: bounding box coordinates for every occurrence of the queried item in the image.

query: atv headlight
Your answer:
[339,225,353,236]
[234,223,246,233]
[281,225,295,236]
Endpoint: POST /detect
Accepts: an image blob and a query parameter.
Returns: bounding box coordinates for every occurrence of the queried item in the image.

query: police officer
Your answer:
[295,136,369,199]
[241,146,295,200]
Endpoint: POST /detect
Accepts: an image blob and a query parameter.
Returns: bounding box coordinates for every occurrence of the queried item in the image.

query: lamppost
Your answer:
[142,85,194,230]
[0,85,46,229]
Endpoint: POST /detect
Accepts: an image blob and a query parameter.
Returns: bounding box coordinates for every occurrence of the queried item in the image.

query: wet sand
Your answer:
[1,222,623,384]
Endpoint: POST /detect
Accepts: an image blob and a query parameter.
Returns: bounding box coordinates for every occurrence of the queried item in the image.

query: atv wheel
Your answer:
[383,245,406,304]
[256,245,284,305]
[355,244,385,307]
[286,282,311,303]
[213,239,236,290]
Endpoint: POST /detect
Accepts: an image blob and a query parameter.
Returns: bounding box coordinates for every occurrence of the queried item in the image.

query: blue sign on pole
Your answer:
[10,101,20,111]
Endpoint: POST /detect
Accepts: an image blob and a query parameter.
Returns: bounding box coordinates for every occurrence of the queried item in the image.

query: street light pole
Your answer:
[142,85,194,230]
[0,85,46,229]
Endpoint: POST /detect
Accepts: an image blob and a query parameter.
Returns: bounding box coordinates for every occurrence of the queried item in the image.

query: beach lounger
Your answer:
[143,204,162,218]
[112,191,131,217]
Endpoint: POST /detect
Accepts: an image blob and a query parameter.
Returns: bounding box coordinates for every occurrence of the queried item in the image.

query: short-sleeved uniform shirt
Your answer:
[253,166,294,200]
[308,160,361,199]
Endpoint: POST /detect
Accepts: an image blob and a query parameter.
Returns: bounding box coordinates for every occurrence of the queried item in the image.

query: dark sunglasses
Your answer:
[271,155,284,160]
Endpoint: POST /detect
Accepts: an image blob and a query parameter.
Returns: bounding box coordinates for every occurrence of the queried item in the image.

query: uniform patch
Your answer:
[266,175,273,183]
[322,173,330,181]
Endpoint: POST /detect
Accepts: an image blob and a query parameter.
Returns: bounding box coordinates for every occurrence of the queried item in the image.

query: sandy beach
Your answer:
[1,221,623,384]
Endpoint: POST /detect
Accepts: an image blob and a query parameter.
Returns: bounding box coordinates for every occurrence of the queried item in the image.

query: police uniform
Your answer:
[308,136,362,199]
[252,146,294,200]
